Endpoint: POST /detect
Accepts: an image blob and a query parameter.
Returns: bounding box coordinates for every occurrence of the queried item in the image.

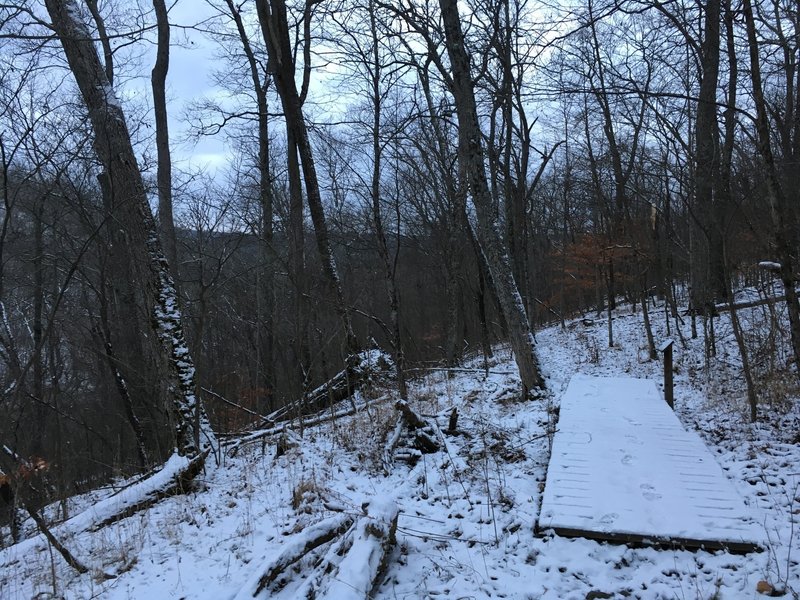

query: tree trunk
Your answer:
[224,0,275,413]
[641,284,657,361]
[97,278,148,468]
[151,0,178,273]
[44,0,215,456]
[31,199,46,457]
[724,259,758,421]
[255,0,359,357]
[438,0,544,391]
[86,0,114,86]
[287,130,310,397]
[743,0,800,375]
[476,259,493,369]
[692,0,722,310]
[368,1,407,399]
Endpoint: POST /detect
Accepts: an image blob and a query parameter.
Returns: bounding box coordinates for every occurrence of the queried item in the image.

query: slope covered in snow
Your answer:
[1,297,799,599]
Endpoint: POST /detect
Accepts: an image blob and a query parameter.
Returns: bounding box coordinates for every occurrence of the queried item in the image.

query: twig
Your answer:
[406,367,515,375]
[201,387,273,425]
[226,396,392,455]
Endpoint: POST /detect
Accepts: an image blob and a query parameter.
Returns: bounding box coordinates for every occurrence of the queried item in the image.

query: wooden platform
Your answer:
[538,375,763,552]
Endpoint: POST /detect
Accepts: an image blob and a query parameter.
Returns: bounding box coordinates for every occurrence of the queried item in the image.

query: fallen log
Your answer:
[233,513,356,599]
[235,499,399,600]
[381,416,405,475]
[318,499,399,600]
[267,349,394,423]
[395,400,440,454]
[0,450,208,574]
[202,387,274,427]
[226,395,390,458]
[715,294,787,312]
[90,450,208,530]
[395,400,426,429]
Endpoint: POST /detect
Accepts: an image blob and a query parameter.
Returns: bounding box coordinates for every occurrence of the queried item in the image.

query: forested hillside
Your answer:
[0,0,799,597]
[2,298,799,598]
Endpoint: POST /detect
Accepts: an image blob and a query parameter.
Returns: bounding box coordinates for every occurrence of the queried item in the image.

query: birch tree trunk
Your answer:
[44,0,215,456]
[438,0,544,391]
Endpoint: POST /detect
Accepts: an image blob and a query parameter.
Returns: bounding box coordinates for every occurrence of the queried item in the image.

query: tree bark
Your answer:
[86,0,114,86]
[248,514,356,597]
[742,0,800,375]
[151,0,178,274]
[438,0,544,391]
[97,280,148,468]
[692,0,722,310]
[255,0,359,357]
[44,0,215,456]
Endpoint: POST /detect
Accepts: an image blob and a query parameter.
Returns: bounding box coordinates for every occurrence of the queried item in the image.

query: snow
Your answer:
[319,499,398,600]
[2,294,800,599]
[76,453,193,525]
[540,375,763,548]
[98,83,122,111]
[759,261,782,270]
[233,513,355,600]
[0,454,193,574]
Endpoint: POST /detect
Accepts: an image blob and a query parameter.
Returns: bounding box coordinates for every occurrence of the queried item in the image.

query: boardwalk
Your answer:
[538,375,763,552]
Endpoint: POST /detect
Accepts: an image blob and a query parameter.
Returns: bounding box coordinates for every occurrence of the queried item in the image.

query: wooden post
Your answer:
[659,339,674,409]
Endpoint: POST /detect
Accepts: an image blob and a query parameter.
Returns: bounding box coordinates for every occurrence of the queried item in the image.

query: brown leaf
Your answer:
[756,580,774,595]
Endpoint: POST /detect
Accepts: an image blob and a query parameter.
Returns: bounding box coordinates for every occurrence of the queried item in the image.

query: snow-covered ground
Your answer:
[2,296,799,599]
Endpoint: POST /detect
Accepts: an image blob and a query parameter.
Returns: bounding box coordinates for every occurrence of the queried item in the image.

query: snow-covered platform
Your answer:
[538,375,763,552]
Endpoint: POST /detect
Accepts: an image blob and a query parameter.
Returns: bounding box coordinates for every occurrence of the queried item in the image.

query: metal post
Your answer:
[659,339,674,409]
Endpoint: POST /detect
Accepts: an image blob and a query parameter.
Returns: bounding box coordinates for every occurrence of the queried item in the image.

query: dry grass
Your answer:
[291,479,323,513]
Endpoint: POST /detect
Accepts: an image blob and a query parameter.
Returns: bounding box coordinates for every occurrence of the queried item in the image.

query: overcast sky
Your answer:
[149,0,354,179]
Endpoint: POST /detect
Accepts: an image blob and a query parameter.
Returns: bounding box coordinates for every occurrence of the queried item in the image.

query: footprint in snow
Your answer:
[640,483,662,501]
[599,512,618,525]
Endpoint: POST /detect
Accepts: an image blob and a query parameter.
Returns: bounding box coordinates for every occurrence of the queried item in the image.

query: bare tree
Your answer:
[325,0,409,397]
[742,0,800,376]
[152,0,178,273]
[44,0,215,456]
[255,0,359,358]
[221,0,277,412]
[438,0,544,391]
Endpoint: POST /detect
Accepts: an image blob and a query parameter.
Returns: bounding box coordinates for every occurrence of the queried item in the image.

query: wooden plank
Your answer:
[538,375,763,553]
[547,527,760,554]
